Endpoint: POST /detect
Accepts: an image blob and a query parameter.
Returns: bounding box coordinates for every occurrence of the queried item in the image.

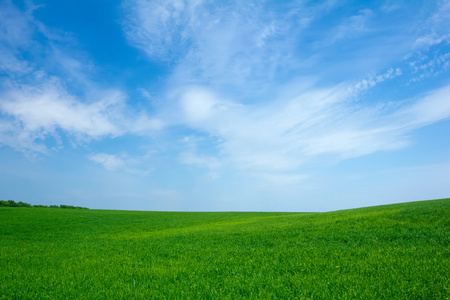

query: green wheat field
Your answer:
[1,198,449,299]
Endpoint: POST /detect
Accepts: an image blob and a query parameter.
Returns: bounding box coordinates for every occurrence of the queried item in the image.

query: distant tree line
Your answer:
[0,200,88,209]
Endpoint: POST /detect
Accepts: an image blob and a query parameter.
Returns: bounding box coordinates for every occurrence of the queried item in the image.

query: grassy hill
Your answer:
[1,199,448,299]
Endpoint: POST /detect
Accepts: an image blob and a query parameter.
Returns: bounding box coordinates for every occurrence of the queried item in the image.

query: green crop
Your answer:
[1,199,449,299]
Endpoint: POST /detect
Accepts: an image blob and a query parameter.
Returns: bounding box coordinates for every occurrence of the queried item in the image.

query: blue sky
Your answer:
[0,0,449,211]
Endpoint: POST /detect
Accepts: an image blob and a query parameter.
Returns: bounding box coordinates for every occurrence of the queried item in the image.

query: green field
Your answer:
[1,199,449,299]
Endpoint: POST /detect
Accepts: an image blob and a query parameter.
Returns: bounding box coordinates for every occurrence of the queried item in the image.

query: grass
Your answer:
[1,199,449,299]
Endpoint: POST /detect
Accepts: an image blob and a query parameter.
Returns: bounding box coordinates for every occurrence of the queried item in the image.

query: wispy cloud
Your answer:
[0,1,160,154]
[324,9,373,46]
[405,1,450,83]
[172,81,450,174]
[399,85,450,126]
[122,0,324,94]
[0,77,125,152]
[413,1,450,49]
[88,153,125,171]
[0,0,35,75]
[121,0,197,62]
[88,152,151,176]
[4,0,448,169]
[122,0,450,183]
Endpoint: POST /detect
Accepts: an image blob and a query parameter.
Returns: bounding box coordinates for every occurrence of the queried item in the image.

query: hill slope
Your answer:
[1,199,449,299]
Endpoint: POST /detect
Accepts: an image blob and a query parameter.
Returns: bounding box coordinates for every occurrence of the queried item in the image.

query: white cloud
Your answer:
[0,1,34,48]
[88,153,125,171]
[123,1,449,177]
[326,9,373,45]
[180,87,219,123]
[0,47,32,75]
[399,85,450,126]
[414,34,450,49]
[412,1,450,49]
[130,114,165,134]
[122,0,314,92]
[171,81,450,175]
[122,1,448,168]
[179,151,221,169]
[408,52,450,83]
[177,133,222,169]
[87,151,153,175]
[0,1,35,75]
[352,68,402,92]
[121,0,195,61]
[0,118,47,153]
[0,1,166,154]
[2,0,449,189]
[127,2,448,176]
[0,78,125,152]
[0,72,164,153]
[0,2,126,152]
[121,1,450,183]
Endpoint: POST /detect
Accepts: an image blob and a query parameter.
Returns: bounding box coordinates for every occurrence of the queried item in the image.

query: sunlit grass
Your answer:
[1,199,449,299]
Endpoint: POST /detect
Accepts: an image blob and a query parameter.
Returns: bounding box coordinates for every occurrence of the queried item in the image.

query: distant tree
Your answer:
[59,204,87,209]
[0,200,33,207]
[0,200,87,209]
[17,201,31,207]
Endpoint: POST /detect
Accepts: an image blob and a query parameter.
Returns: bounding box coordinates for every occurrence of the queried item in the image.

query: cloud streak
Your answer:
[121,0,450,182]
[0,1,160,153]
[0,77,125,152]
[172,82,450,174]
[89,153,125,171]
